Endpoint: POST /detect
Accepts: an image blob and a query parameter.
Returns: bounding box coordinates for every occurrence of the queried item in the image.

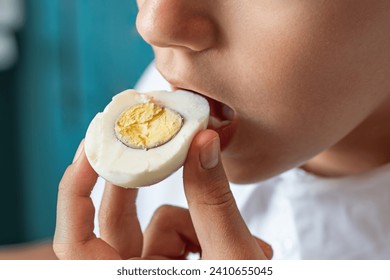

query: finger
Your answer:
[254,237,273,260]
[55,141,97,244]
[183,130,266,259]
[99,182,143,259]
[54,141,120,259]
[142,205,200,259]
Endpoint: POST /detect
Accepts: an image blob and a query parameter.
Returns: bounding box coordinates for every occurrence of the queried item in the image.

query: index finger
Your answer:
[53,142,120,259]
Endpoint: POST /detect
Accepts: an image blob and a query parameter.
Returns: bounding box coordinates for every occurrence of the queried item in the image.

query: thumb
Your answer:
[183,130,266,259]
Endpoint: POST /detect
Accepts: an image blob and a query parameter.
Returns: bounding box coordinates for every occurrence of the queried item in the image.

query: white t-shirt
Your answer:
[92,62,390,259]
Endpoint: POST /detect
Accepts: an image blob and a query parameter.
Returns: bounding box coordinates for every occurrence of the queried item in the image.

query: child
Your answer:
[53,0,390,259]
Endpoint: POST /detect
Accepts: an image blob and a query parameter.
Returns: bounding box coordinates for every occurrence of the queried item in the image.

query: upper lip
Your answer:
[167,81,235,118]
[157,66,236,123]
[158,69,229,108]
[158,70,238,150]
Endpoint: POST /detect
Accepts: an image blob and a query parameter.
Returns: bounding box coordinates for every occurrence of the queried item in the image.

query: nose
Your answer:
[136,0,217,52]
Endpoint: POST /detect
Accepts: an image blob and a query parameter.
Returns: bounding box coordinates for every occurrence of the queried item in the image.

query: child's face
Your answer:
[136,0,390,183]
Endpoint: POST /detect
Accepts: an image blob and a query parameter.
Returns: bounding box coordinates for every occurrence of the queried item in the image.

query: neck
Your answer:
[302,95,390,178]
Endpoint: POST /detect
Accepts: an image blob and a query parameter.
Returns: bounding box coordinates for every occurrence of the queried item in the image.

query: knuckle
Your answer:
[150,204,177,229]
[53,243,71,260]
[189,176,235,211]
[53,240,91,260]
[199,188,235,210]
[153,204,175,219]
[58,165,74,192]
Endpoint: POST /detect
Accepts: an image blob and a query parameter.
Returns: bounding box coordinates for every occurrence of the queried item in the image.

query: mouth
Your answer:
[171,85,238,151]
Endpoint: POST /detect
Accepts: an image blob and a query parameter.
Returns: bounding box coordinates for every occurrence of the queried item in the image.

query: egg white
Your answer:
[85,89,209,188]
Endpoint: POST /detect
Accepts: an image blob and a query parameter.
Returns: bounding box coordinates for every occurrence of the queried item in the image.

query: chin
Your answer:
[222,157,263,184]
[222,154,290,185]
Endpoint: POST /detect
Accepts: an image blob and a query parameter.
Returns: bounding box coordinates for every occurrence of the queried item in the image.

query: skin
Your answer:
[53,0,390,259]
[136,0,390,181]
[54,135,272,259]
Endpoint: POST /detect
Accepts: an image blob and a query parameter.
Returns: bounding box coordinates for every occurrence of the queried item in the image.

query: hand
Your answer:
[142,130,272,260]
[53,141,194,259]
[53,140,144,259]
[53,132,272,259]
[142,205,273,259]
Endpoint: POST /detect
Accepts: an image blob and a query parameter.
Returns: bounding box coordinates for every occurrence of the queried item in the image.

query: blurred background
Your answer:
[0,0,153,247]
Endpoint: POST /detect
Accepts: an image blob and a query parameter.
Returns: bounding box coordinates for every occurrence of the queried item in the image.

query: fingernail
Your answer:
[72,139,85,163]
[200,136,220,169]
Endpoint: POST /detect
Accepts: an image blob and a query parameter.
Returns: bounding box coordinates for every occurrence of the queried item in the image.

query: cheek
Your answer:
[222,2,390,182]
[238,4,388,147]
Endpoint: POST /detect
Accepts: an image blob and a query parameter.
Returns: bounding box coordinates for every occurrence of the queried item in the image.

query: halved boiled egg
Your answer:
[85,89,209,188]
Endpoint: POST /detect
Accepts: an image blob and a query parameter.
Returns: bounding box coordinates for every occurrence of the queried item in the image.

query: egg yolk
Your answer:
[114,102,183,150]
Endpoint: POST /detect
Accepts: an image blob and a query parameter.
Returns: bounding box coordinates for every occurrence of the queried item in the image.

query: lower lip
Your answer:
[211,118,238,151]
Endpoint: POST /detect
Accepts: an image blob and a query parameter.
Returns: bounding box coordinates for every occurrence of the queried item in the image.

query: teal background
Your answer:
[0,0,153,244]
